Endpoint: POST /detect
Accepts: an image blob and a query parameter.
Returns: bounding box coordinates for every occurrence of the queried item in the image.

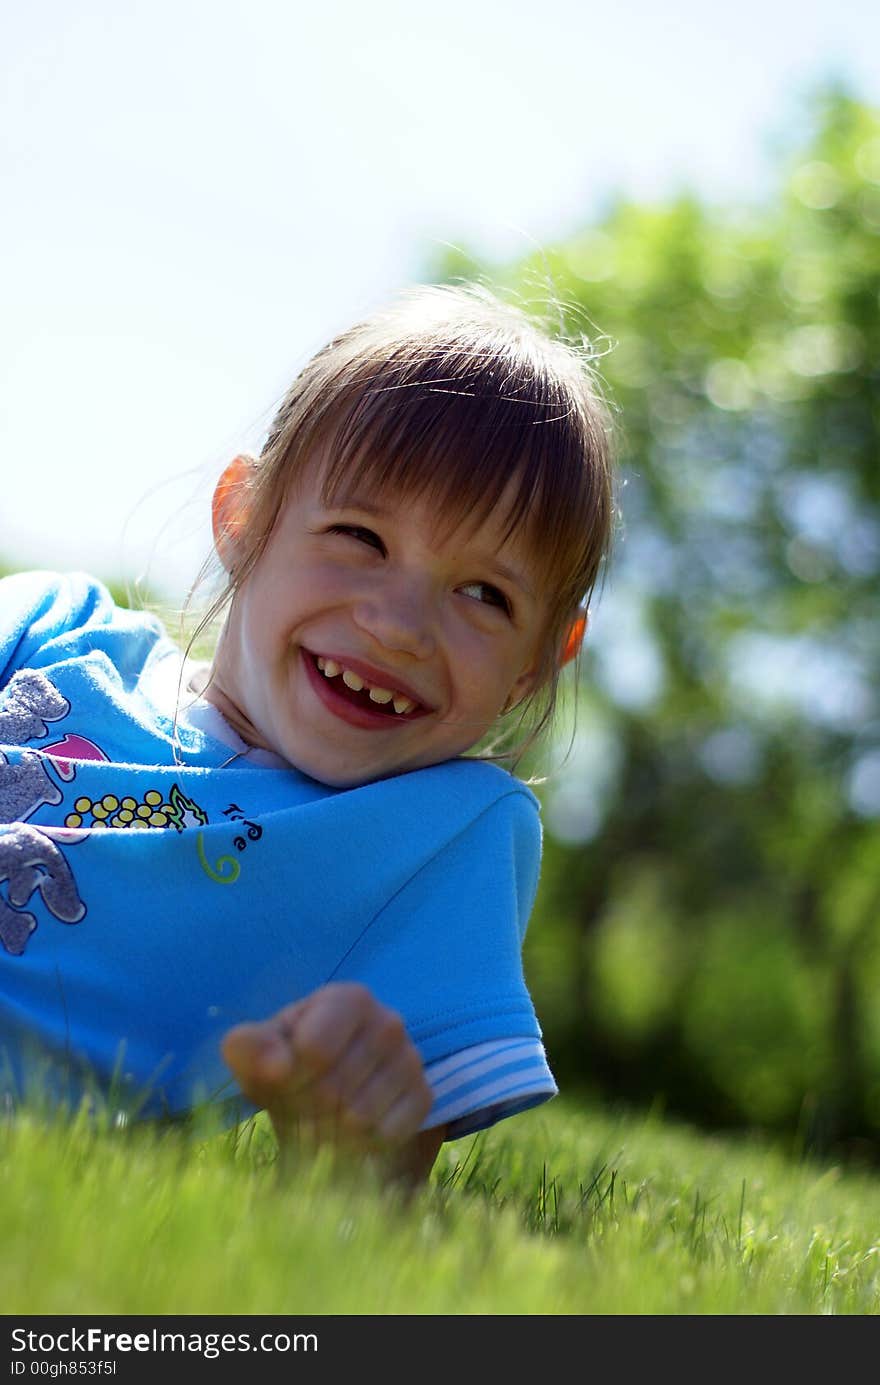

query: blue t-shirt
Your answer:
[0,571,556,1137]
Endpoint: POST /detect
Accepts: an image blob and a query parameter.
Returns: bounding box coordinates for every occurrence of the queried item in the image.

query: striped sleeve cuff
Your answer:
[420,1037,558,1141]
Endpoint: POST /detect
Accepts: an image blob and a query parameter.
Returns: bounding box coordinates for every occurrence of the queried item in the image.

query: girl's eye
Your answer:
[459,581,512,616]
[328,524,385,553]
[326,528,512,615]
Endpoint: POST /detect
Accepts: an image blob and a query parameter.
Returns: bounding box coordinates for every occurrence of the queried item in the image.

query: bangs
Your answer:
[314,345,607,609]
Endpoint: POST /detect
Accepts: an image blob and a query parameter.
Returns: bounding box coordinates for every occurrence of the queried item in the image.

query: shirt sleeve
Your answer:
[0,571,165,694]
[0,571,73,687]
[422,1037,557,1139]
[329,786,557,1138]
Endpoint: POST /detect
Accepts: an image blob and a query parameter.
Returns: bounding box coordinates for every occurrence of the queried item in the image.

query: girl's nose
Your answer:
[350,578,437,659]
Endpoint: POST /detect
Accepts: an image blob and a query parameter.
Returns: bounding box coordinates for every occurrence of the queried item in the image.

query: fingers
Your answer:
[220,984,434,1147]
[292,983,385,1078]
[343,1045,434,1141]
[298,989,433,1142]
[220,998,308,1105]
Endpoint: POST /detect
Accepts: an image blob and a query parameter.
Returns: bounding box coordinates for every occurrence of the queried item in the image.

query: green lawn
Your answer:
[4,1096,879,1315]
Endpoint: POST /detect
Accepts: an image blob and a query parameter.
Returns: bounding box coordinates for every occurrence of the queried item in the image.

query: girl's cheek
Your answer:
[314,556,360,590]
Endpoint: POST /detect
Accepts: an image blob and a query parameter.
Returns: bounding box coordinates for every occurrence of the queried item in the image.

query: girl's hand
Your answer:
[221,983,442,1181]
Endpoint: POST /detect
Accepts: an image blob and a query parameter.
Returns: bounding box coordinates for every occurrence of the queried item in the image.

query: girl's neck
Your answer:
[189,667,273,757]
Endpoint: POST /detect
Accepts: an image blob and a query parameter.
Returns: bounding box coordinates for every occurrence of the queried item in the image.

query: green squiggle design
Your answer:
[197,831,241,884]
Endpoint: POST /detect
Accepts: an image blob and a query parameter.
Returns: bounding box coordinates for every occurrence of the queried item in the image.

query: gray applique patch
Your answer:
[0,669,68,824]
[0,670,70,745]
[0,823,86,955]
[0,751,63,825]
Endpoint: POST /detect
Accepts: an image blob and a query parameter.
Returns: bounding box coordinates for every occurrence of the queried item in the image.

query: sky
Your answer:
[2,0,879,601]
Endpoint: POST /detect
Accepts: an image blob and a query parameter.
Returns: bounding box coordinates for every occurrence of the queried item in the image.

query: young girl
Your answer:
[0,284,613,1183]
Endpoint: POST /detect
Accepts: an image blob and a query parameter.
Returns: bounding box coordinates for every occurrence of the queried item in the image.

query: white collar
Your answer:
[142,646,289,769]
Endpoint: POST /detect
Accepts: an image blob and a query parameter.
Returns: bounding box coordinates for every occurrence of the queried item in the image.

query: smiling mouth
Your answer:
[303,650,430,725]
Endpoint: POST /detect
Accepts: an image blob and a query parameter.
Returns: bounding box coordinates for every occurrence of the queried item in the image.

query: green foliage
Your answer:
[433,86,880,1153]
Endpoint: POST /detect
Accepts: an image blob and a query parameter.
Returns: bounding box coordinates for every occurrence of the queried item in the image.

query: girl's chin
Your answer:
[279,736,436,788]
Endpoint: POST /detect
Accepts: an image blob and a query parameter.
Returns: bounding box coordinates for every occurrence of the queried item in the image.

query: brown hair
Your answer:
[194,283,616,771]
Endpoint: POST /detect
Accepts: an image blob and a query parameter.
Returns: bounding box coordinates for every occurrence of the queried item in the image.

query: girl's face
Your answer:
[206,455,550,787]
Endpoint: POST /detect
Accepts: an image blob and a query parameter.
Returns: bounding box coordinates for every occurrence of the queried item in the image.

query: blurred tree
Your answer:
[435,86,880,1154]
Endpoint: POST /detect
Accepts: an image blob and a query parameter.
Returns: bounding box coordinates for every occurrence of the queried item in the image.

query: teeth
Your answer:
[317,656,419,712]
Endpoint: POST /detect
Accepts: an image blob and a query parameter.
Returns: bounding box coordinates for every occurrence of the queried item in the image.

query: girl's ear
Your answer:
[212,455,255,570]
[559,607,589,668]
[503,606,590,713]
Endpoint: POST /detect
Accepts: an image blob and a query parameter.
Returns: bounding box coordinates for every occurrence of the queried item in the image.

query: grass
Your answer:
[3,1095,879,1315]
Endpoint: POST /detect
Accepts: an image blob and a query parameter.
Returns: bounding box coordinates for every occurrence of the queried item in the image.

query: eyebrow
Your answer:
[325,494,538,601]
